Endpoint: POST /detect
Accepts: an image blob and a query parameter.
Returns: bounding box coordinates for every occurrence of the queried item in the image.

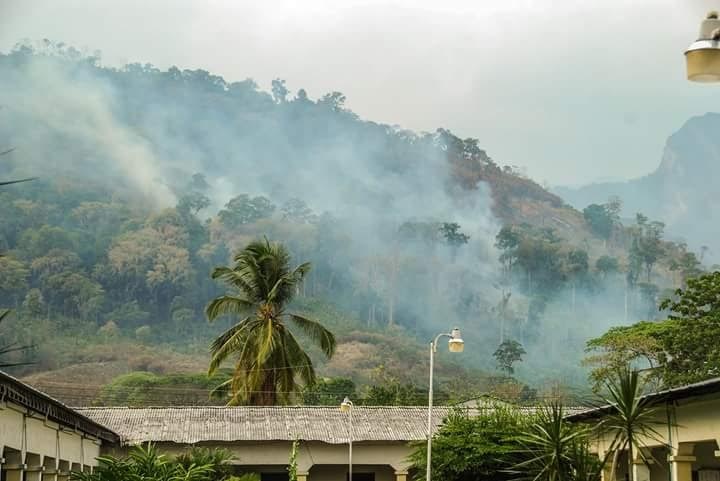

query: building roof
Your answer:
[566,376,720,422]
[0,370,119,443]
[77,406,462,445]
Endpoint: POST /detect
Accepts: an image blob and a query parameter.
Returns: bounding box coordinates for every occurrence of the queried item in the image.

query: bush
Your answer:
[409,407,530,481]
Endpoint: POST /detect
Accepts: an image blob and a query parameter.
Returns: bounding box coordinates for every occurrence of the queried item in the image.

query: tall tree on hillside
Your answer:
[205,239,336,405]
[440,222,470,262]
[566,249,589,314]
[629,214,665,283]
[1,149,36,366]
[493,339,526,376]
[583,204,613,245]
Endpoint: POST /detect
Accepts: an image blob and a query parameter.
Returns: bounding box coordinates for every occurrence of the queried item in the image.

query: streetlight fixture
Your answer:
[426,327,464,481]
[685,11,720,82]
[340,396,354,481]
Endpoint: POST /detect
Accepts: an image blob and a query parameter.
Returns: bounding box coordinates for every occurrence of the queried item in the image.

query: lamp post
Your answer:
[340,396,354,481]
[426,327,464,481]
[685,11,720,82]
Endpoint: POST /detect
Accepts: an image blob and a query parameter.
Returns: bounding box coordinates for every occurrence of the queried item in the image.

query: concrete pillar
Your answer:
[3,465,24,481]
[670,457,694,481]
[632,463,651,481]
[633,448,653,481]
[669,442,696,481]
[24,455,43,481]
[55,462,69,481]
[599,451,615,481]
[4,450,25,481]
[296,472,309,481]
[668,456,696,481]
[394,470,409,481]
[41,457,57,481]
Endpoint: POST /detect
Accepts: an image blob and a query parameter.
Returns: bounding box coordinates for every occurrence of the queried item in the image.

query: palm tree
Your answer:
[206,238,336,405]
[514,403,602,481]
[601,367,665,481]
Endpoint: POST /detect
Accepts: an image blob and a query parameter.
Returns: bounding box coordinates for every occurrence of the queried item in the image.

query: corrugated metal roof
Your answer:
[566,377,720,421]
[77,406,458,445]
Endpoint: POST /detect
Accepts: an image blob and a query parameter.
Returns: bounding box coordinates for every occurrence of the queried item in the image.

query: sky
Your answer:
[1,0,719,186]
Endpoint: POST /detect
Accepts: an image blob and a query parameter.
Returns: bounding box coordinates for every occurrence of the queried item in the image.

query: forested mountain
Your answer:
[556,113,720,262]
[0,41,703,403]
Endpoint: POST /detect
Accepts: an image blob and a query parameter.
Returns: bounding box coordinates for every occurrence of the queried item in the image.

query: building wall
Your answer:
[0,400,101,481]
[589,393,720,481]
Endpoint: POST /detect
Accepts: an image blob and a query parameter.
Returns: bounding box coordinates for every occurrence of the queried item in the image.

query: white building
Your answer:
[0,371,118,481]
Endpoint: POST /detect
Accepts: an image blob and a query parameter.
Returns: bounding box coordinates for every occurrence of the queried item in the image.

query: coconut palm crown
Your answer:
[206,238,336,405]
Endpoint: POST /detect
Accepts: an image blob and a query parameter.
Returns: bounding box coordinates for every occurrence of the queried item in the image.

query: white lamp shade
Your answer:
[686,13,720,82]
[448,328,464,352]
[448,338,464,353]
[686,45,720,82]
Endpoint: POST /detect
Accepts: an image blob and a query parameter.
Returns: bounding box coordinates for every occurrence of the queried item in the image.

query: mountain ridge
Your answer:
[555,112,720,258]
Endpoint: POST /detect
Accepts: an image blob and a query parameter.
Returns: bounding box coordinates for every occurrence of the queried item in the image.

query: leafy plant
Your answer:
[409,406,529,481]
[512,403,604,481]
[176,447,234,480]
[71,444,215,481]
[228,475,260,481]
[600,368,664,481]
[288,439,300,481]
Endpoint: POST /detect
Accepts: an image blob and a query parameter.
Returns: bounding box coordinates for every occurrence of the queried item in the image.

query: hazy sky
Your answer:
[1,0,718,186]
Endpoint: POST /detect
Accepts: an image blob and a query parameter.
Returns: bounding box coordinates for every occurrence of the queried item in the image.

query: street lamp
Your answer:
[340,396,354,481]
[426,327,464,481]
[685,11,720,82]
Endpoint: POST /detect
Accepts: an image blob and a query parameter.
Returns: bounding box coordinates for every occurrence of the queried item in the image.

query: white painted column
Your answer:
[24,454,43,481]
[668,443,696,481]
[394,470,409,481]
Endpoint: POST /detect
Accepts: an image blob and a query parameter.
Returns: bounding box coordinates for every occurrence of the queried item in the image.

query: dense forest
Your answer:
[0,41,708,405]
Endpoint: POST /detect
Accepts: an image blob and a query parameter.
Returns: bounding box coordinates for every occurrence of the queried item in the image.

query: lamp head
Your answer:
[448,327,464,353]
[685,11,720,82]
[340,396,353,412]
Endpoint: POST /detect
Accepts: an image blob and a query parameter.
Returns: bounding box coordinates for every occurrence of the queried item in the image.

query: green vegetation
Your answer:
[411,368,661,481]
[95,372,231,406]
[410,404,604,481]
[587,271,720,387]
[410,407,529,481]
[514,404,602,481]
[206,239,336,405]
[72,444,235,481]
[600,368,664,481]
[493,340,526,376]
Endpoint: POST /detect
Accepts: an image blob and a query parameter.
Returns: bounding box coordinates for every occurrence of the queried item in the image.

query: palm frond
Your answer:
[290,314,336,358]
[210,267,258,300]
[205,295,254,322]
[208,317,252,374]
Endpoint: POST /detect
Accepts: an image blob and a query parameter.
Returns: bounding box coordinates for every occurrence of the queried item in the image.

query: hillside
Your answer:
[556,113,720,261]
[0,42,698,404]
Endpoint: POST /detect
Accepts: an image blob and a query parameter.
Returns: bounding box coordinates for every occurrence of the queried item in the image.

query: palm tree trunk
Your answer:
[627,439,634,481]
